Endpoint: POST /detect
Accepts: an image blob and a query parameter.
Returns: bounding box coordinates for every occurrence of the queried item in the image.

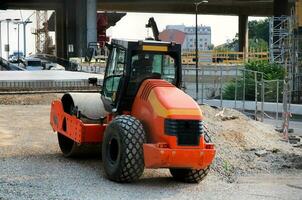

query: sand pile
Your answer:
[200,104,302,182]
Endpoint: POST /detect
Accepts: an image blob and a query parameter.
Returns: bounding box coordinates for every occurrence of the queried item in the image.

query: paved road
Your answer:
[0,105,301,200]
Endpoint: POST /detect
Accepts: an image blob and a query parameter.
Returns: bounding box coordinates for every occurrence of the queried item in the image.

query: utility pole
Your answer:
[0,21,2,58]
[5,19,11,60]
[22,20,32,57]
[14,19,21,61]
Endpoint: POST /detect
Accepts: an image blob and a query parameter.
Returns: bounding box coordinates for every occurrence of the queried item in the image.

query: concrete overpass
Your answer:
[0,0,292,58]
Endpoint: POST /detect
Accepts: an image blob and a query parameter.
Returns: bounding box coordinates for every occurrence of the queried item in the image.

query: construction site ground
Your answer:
[0,94,301,200]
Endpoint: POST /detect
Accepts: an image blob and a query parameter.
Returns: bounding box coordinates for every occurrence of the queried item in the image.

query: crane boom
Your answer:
[146,17,160,41]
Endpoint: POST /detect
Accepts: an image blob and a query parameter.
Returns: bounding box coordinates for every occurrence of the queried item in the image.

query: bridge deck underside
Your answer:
[2,0,274,16]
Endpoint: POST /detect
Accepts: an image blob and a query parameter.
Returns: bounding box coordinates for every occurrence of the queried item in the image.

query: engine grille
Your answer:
[164,119,202,146]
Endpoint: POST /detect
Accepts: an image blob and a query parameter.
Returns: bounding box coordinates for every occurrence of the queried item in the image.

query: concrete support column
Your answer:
[86,0,97,46]
[76,0,87,57]
[55,0,96,59]
[55,6,67,59]
[238,15,249,61]
[65,0,76,58]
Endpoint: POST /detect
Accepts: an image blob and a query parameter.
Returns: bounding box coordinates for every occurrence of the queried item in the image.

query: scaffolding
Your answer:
[269,6,301,139]
[33,11,54,54]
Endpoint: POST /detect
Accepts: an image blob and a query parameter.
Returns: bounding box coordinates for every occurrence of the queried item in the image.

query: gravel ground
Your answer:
[0,94,62,105]
[0,104,301,199]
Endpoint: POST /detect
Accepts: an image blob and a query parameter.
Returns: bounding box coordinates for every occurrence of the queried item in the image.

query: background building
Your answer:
[159,24,212,52]
[159,24,212,63]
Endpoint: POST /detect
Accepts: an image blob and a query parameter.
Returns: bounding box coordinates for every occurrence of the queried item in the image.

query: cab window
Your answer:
[103,47,126,101]
[130,52,176,84]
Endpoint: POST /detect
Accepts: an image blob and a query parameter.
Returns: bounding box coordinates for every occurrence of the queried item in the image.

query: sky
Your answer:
[0,10,264,58]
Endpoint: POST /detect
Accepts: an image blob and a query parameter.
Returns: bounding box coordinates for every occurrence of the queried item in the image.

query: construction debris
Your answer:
[201,104,302,182]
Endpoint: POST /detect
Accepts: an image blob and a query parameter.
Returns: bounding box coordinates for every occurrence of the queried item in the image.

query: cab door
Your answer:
[101,46,126,112]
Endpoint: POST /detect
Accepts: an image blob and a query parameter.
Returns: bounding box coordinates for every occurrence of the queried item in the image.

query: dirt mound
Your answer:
[201,104,302,182]
[0,94,62,105]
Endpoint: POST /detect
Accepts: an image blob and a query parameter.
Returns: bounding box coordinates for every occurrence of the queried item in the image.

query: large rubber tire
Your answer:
[102,115,145,183]
[169,130,212,183]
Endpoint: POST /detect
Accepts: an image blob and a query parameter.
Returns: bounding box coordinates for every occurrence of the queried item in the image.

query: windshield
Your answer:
[130,52,176,84]
[125,52,177,98]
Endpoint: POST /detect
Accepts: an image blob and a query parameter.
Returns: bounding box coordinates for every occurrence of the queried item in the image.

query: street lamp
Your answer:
[5,18,12,60]
[194,0,208,102]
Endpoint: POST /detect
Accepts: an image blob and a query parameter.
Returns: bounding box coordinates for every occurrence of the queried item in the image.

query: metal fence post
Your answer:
[201,65,204,104]
[220,66,223,108]
[235,67,238,109]
[254,71,258,119]
[276,80,279,127]
[242,69,246,112]
[261,73,265,122]
[183,69,186,92]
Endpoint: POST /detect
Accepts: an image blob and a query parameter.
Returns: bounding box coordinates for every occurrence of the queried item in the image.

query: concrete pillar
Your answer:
[86,0,97,46]
[65,0,76,58]
[75,0,87,57]
[55,0,96,59]
[238,15,249,61]
[55,7,67,59]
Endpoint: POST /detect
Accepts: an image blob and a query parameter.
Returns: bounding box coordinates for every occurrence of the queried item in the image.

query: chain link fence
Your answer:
[182,65,301,129]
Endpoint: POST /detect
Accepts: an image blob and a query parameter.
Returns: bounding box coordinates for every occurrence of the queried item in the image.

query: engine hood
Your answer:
[134,79,203,120]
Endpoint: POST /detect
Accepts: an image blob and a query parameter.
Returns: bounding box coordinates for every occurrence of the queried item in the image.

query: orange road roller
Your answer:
[50,39,215,183]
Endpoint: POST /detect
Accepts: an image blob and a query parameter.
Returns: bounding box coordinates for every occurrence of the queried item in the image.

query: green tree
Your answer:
[214,18,270,51]
[248,18,269,44]
[249,38,268,52]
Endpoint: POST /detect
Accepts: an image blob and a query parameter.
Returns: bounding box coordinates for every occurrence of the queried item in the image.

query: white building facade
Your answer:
[166,25,212,52]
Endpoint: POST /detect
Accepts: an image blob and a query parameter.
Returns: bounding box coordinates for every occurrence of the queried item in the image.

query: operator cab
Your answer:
[101,39,182,113]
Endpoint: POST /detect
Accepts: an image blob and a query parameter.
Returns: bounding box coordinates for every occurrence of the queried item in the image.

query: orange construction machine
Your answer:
[50,39,215,183]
